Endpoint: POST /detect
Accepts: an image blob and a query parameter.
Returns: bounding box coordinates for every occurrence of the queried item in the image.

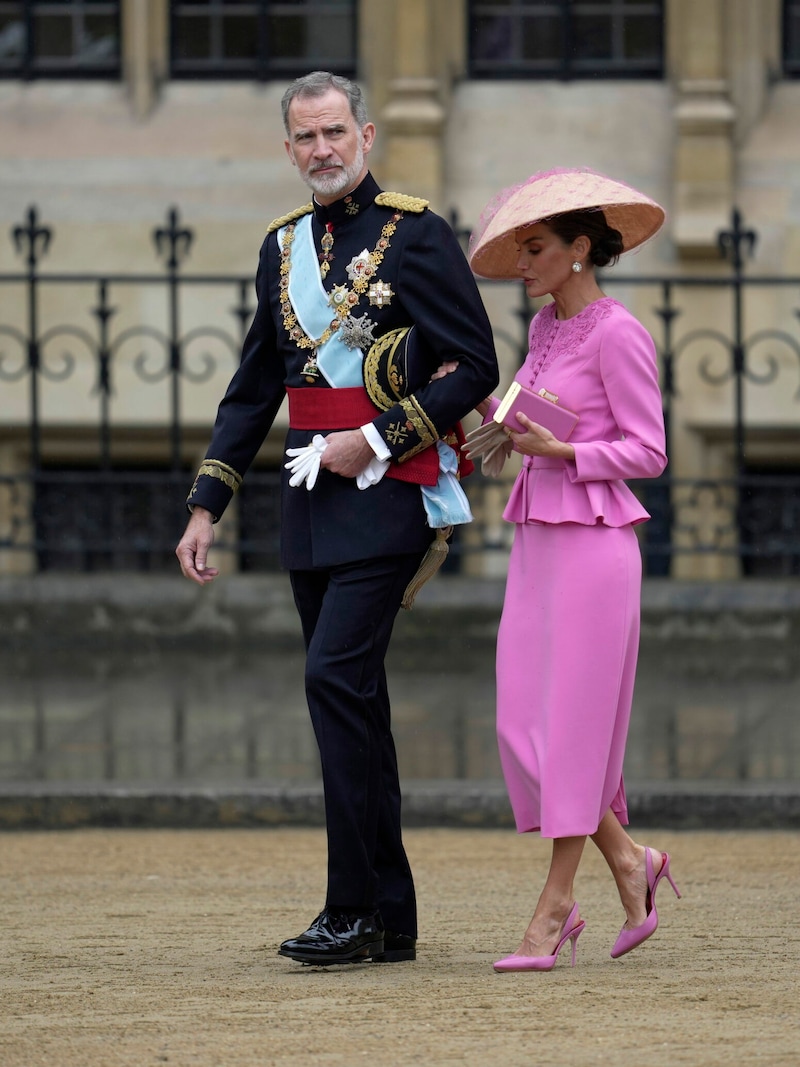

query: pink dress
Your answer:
[492,298,667,838]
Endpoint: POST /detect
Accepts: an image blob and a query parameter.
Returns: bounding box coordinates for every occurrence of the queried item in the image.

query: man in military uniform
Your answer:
[176,71,498,966]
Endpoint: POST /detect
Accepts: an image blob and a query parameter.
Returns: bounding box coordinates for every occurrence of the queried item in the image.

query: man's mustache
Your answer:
[309,160,343,174]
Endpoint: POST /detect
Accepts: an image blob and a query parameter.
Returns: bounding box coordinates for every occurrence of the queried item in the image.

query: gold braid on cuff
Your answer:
[191,459,243,496]
[397,396,438,461]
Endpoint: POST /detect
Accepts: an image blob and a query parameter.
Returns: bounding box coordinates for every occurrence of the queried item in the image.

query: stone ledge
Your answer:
[1,780,797,831]
[3,576,800,648]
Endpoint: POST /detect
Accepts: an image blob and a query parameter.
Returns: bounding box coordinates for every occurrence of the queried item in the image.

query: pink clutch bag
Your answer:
[492,381,579,440]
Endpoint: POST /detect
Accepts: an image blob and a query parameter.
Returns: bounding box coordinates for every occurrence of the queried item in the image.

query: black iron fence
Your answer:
[2,204,800,577]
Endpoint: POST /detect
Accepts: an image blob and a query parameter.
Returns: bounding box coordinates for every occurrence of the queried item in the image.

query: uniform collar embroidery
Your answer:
[312,173,381,227]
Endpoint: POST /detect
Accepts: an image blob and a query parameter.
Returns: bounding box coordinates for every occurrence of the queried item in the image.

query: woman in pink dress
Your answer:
[466,170,681,971]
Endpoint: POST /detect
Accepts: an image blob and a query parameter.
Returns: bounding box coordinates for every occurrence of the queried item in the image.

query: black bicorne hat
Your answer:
[363,326,428,411]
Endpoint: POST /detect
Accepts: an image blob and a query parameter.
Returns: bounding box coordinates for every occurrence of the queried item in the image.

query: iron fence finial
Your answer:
[717,208,757,272]
[153,206,194,271]
[11,206,52,269]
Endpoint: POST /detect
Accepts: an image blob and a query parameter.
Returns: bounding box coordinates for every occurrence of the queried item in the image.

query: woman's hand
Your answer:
[429,360,459,381]
[427,362,495,423]
[510,411,575,461]
[428,365,494,421]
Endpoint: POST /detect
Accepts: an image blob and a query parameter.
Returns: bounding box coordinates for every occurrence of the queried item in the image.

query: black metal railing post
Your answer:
[92,280,117,567]
[232,280,255,349]
[513,285,533,364]
[153,206,194,471]
[92,280,117,470]
[718,208,758,565]
[718,207,757,478]
[643,280,680,575]
[11,206,51,473]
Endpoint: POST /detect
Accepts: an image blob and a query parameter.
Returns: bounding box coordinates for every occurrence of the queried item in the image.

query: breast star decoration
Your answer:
[339,313,378,351]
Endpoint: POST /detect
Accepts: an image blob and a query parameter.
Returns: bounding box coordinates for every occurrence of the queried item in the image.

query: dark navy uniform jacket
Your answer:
[187,172,499,569]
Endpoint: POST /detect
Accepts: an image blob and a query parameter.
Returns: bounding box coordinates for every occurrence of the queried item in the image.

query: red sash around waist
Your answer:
[286,386,440,486]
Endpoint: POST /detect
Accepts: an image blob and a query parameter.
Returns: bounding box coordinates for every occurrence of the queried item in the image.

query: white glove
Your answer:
[284,434,328,489]
[356,455,390,489]
[462,421,513,478]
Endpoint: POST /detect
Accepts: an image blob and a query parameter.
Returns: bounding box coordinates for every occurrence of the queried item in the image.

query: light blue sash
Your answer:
[279,215,472,529]
[281,215,364,387]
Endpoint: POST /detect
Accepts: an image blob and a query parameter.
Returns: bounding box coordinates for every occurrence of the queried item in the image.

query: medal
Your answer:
[302,352,320,382]
[368,280,394,307]
[319,223,334,279]
[339,313,377,351]
[346,249,376,285]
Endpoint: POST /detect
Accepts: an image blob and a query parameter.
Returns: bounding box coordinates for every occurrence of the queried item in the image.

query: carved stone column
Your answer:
[122,0,168,119]
[668,0,736,256]
[374,0,447,208]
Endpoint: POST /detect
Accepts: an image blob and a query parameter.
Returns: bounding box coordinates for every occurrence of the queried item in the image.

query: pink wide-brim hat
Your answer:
[468,167,666,280]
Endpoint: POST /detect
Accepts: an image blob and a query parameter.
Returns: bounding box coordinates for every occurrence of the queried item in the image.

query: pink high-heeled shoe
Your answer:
[610,847,681,959]
[494,902,586,972]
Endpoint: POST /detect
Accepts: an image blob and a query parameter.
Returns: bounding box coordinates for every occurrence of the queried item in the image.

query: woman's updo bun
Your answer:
[544,209,624,268]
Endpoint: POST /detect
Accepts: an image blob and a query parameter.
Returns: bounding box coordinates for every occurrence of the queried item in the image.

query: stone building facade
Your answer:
[1,0,799,579]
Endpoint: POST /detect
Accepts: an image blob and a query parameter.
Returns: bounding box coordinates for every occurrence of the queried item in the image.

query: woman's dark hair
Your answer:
[544,209,624,268]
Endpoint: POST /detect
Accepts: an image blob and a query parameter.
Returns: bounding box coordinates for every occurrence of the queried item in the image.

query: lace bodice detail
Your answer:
[527,297,620,387]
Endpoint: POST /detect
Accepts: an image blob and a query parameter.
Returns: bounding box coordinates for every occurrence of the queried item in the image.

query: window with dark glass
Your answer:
[740,463,800,577]
[469,0,664,79]
[0,0,120,78]
[171,0,356,79]
[35,466,191,573]
[785,1,800,76]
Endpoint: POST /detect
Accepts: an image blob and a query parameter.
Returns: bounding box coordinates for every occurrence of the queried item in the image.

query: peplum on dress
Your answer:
[491,297,667,839]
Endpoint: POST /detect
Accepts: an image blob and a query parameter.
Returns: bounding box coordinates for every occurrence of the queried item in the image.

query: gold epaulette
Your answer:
[266,202,314,234]
[375,192,429,213]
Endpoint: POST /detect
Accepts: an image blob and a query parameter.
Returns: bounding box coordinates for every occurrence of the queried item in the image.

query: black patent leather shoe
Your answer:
[278,909,384,965]
[373,931,416,963]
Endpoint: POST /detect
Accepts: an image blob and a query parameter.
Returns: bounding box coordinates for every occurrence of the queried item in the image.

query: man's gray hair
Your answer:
[281,71,369,133]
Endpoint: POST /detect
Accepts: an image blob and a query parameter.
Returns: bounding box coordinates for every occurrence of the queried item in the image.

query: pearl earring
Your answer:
[572,261,583,273]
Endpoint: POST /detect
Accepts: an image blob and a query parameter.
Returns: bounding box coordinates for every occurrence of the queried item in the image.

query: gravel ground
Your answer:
[1,826,798,1067]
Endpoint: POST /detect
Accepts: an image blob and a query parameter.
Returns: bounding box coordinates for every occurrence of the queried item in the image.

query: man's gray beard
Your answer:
[305,145,364,199]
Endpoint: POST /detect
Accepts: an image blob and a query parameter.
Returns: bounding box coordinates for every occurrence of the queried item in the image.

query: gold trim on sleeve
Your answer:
[397,396,438,460]
[193,459,243,493]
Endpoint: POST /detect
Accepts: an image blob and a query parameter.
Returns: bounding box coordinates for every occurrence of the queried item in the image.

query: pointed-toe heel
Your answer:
[494,902,586,973]
[610,848,681,959]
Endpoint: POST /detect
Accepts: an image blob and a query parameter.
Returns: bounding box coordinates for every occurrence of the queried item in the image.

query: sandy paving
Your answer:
[1,827,798,1066]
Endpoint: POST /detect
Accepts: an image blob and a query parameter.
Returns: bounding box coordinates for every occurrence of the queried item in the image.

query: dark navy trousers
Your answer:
[289,550,425,938]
